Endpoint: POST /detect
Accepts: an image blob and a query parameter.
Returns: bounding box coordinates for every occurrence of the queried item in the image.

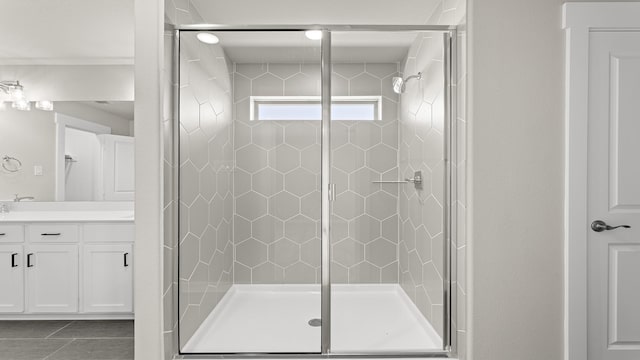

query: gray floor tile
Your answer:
[0,322,71,339]
[48,321,133,339]
[46,339,133,360]
[0,339,71,360]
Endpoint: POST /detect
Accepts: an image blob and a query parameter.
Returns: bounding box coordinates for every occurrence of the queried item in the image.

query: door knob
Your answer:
[591,220,631,232]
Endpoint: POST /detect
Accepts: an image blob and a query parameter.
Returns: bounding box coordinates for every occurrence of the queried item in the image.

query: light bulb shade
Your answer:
[196,32,220,44]
[35,100,54,111]
[305,30,323,40]
[12,98,31,111]
[11,86,24,100]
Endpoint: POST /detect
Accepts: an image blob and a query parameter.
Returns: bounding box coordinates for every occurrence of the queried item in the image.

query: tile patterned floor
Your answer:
[0,320,133,360]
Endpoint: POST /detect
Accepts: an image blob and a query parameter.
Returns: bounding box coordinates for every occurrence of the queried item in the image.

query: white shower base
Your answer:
[183,284,442,354]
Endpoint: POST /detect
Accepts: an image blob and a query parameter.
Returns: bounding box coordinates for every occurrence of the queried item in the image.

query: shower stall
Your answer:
[174,25,456,356]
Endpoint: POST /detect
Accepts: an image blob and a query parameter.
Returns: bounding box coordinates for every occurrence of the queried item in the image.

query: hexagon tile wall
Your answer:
[398,33,446,338]
[178,32,235,346]
[232,62,402,285]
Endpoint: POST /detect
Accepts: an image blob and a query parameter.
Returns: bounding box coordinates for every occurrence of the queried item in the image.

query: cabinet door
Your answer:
[83,244,133,313]
[0,245,24,312]
[26,245,78,313]
[99,134,135,201]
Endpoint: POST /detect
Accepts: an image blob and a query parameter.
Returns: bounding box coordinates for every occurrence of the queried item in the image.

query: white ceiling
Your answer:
[191,0,441,25]
[0,0,134,65]
[0,0,439,65]
[207,31,421,63]
[78,101,134,120]
[190,0,442,63]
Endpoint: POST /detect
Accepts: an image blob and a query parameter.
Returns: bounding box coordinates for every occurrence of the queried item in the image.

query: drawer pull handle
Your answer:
[41,233,61,236]
[27,253,34,267]
[124,252,129,267]
[0,233,6,236]
[11,253,18,267]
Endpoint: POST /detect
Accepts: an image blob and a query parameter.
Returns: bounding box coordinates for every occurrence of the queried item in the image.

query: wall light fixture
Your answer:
[0,80,53,111]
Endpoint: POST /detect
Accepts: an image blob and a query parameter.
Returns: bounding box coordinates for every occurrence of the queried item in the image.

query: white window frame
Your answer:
[249,95,382,121]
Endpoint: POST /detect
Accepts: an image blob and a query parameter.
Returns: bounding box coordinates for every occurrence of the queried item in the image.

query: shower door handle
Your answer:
[328,184,336,201]
[371,180,410,184]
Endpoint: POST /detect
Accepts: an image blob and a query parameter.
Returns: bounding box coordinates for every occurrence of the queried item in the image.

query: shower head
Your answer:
[392,72,422,94]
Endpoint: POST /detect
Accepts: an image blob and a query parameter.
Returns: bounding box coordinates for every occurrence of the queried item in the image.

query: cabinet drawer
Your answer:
[27,224,79,243]
[83,223,134,243]
[0,225,24,243]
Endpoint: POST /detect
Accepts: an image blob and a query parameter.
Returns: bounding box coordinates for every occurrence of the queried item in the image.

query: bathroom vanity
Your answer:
[0,205,134,319]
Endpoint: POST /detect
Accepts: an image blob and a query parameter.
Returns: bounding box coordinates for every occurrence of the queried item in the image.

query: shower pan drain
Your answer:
[308,318,322,327]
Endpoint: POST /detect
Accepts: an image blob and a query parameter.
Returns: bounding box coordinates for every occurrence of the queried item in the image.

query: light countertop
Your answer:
[0,211,134,223]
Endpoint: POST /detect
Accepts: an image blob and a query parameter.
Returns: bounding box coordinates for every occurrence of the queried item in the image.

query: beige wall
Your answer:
[55,102,132,136]
[0,109,55,201]
[134,0,164,358]
[0,65,134,102]
[468,0,564,359]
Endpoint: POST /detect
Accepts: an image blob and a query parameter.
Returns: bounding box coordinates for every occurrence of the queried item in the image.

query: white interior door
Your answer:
[588,30,640,360]
[99,134,135,201]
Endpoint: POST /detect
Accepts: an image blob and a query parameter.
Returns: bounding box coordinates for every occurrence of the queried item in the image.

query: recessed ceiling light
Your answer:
[196,32,220,44]
[305,30,323,40]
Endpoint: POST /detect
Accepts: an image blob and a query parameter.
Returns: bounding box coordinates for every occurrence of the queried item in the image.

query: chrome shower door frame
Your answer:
[174,24,458,358]
[320,29,332,354]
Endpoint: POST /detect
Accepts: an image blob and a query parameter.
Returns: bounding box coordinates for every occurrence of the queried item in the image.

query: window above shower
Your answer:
[250,96,381,121]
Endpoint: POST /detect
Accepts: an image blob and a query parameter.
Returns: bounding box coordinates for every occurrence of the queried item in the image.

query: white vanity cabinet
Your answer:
[0,220,134,319]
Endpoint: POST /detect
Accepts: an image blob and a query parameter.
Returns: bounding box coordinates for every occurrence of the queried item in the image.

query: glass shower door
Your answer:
[329,30,451,354]
[177,30,323,354]
[176,26,454,356]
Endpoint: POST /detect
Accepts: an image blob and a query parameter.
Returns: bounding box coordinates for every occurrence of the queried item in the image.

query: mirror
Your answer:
[0,0,134,202]
[0,101,134,201]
